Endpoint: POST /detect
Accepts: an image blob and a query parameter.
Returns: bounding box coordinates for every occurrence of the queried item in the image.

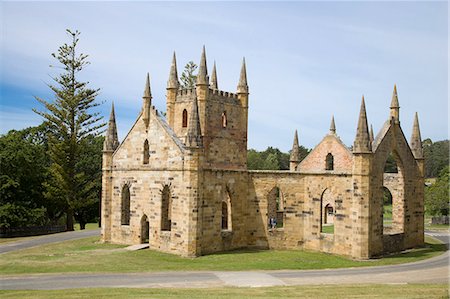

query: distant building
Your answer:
[101,48,424,259]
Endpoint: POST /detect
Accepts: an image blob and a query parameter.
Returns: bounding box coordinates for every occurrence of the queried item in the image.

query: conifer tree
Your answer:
[180,61,198,88]
[34,29,105,231]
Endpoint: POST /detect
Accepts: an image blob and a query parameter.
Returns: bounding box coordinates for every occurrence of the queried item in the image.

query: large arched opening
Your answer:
[382,152,405,235]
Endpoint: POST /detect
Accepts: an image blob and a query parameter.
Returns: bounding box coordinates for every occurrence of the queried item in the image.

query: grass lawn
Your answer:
[74,223,100,231]
[0,223,99,245]
[321,224,334,234]
[0,236,446,275]
[0,284,448,299]
[426,223,450,231]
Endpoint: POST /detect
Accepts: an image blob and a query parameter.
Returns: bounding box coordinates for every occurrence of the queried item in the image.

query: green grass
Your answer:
[0,236,446,275]
[74,222,100,231]
[0,223,98,244]
[321,224,334,234]
[0,284,448,299]
[426,223,450,231]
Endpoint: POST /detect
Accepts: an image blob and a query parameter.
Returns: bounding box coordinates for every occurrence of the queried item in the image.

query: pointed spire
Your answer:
[369,124,374,144]
[410,112,423,159]
[196,46,208,86]
[186,91,203,147]
[353,96,372,153]
[390,84,400,123]
[103,102,119,151]
[210,61,218,90]
[142,73,152,128]
[290,130,299,162]
[329,115,336,134]
[143,73,152,98]
[390,84,399,108]
[167,51,179,89]
[237,57,248,94]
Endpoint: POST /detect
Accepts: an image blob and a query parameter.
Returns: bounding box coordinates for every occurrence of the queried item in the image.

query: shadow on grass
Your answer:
[380,242,448,261]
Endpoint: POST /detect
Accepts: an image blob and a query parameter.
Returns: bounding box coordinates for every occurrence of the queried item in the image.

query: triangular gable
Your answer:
[299,134,353,173]
[112,108,185,168]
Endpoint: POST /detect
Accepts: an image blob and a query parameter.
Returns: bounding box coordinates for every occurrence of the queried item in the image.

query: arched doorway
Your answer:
[141,215,150,244]
[320,189,334,234]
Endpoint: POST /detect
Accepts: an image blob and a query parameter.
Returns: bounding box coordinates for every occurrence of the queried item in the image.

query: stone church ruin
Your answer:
[101,48,424,259]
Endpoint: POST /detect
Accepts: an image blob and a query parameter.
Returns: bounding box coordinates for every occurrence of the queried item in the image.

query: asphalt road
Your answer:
[0,230,448,289]
[0,229,100,254]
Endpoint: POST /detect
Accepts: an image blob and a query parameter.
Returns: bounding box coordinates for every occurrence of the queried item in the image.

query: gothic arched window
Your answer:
[182,109,188,128]
[325,153,334,170]
[222,111,227,128]
[121,185,131,225]
[161,185,172,231]
[143,139,149,164]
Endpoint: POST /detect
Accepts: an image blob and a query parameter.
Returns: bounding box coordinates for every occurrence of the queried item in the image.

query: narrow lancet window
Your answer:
[182,109,188,128]
[121,185,131,225]
[222,111,227,128]
[143,139,149,164]
[326,153,334,170]
[161,185,172,231]
[221,190,232,230]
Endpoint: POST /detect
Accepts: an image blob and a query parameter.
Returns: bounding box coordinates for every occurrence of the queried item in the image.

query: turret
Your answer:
[101,102,119,242]
[329,115,336,134]
[186,91,203,148]
[353,96,372,153]
[289,129,300,171]
[390,84,400,124]
[195,46,209,135]
[236,57,249,146]
[142,73,152,128]
[166,52,179,127]
[351,96,373,259]
[103,102,119,152]
[210,61,218,90]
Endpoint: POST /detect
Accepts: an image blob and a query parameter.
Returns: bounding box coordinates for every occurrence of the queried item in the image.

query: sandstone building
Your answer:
[101,48,424,259]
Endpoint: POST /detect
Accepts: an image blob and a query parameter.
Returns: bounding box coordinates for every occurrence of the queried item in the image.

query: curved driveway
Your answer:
[0,230,448,289]
[0,229,100,254]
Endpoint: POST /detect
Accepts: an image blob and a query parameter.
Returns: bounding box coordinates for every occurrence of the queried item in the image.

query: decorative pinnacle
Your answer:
[186,90,203,147]
[369,124,374,144]
[103,102,119,151]
[290,129,299,162]
[167,51,179,89]
[330,115,336,134]
[237,57,248,93]
[196,45,208,85]
[390,84,399,108]
[211,61,218,90]
[353,95,372,153]
[410,112,423,159]
[390,84,400,124]
[143,73,152,98]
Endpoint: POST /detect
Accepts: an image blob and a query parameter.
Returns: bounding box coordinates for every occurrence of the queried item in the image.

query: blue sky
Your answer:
[0,1,448,151]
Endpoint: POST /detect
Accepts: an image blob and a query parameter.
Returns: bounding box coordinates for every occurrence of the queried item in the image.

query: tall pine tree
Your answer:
[34,29,105,231]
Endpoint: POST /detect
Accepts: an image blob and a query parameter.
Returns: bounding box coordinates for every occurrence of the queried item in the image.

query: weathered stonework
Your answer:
[101,49,424,259]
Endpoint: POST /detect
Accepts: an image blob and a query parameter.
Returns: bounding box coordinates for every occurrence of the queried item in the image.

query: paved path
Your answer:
[0,231,448,289]
[0,229,100,254]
